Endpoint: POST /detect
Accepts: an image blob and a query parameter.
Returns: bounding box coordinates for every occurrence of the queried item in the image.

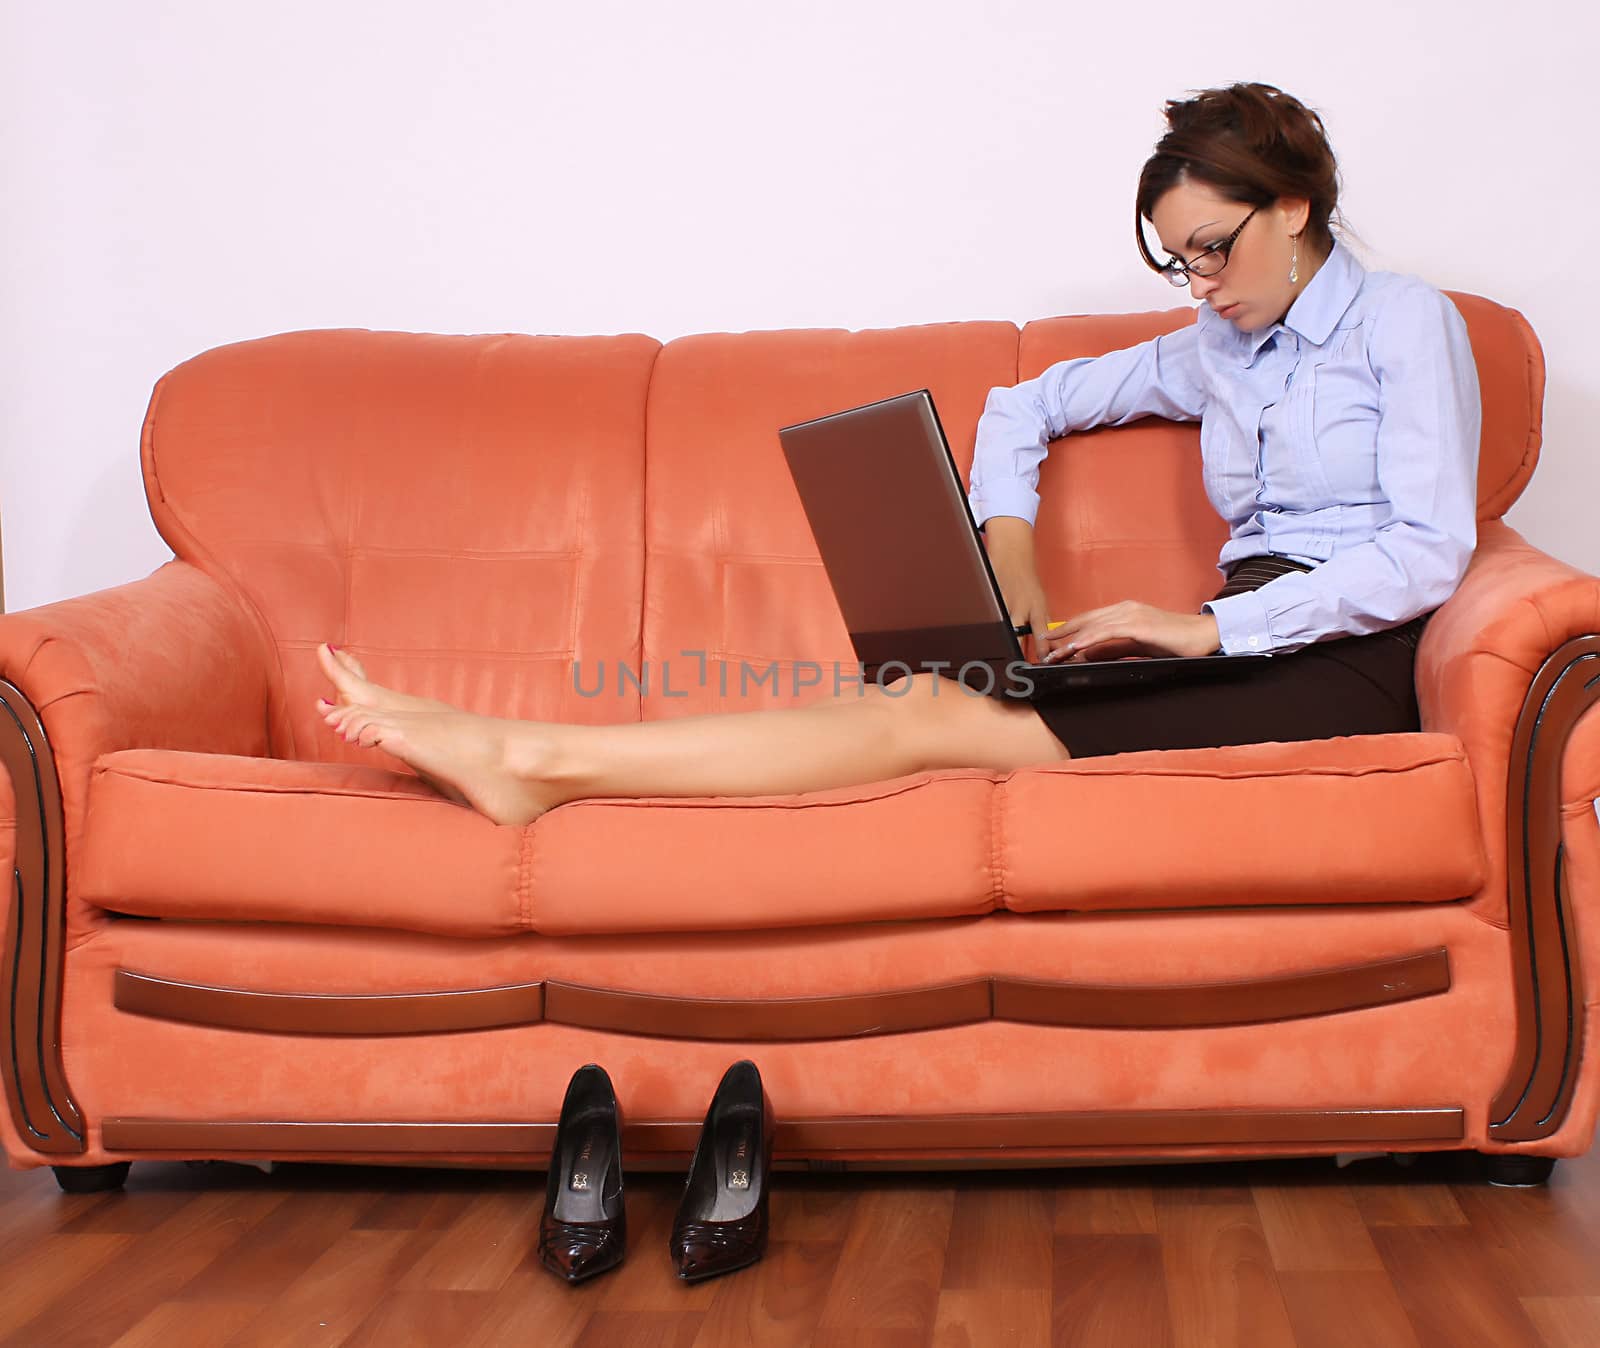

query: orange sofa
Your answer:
[4,300,1598,1193]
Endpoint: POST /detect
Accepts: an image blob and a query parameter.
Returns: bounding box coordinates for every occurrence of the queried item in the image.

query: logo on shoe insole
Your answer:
[571,1133,596,1190]
[730,1133,751,1189]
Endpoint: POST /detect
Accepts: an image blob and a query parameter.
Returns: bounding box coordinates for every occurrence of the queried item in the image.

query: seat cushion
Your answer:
[78,752,1002,938]
[1000,733,1486,913]
[80,752,527,938]
[79,734,1484,940]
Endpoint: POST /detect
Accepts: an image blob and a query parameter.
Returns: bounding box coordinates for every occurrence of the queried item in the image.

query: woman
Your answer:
[315,81,1482,827]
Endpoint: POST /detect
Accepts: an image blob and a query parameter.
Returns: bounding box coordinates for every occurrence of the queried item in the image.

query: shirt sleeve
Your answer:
[1202,283,1482,655]
[967,314,1209,531]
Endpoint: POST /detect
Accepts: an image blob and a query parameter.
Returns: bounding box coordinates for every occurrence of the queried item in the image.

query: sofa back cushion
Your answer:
[1018,309,1230,621]
[1443,292,1545,518]
[639,321,1019,717]
[142,293,1541,749]
[141,329,660,760]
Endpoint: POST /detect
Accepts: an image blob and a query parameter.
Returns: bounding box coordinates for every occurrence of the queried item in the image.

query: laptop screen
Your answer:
[778,390,1019,667]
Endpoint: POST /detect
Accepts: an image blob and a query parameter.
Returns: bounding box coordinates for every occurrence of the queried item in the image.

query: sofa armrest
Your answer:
[0,558,274,1156]
[1416,518,1600,1143]
[0,556,272,914]
[0,558,272,777]
[1418,519,1600,815]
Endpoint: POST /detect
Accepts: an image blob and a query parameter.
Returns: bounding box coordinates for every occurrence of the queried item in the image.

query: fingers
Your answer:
[1036,621,1075,656]
[1036,633,1075,663]
[1041,602,1144,662]
[1049,616,1127,661]
[1038,609,1105,662]
[1015,606,1076,664]
[1023,614,1048,664]
[1033,617,1073,659]
[1042,639,1082,663]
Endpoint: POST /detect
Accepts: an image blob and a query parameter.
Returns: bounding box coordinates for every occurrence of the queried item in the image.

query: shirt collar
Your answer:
[1237,235,1365,364]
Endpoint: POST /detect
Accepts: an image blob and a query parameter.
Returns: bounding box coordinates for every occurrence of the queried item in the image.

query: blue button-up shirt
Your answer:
[966,237,1483,655]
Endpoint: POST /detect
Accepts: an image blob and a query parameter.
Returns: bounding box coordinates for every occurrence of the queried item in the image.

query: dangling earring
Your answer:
[1289,233,1300,284]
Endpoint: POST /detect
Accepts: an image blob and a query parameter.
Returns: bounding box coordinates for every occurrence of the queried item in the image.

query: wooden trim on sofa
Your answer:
[989,951,1450,1028]
[99,1106,1466,1160]
[540,977,995,1038]
[0,680,85,1154]
[114,972,550,1036]
[112,948,1452,1040]
[1490,634,1600,1141]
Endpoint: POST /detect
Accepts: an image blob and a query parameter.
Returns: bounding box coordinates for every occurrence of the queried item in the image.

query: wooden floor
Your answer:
[1,1146,1598,1346]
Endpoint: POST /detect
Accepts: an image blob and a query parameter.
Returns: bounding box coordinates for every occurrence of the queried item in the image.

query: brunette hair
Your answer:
[1134,82,1362,275]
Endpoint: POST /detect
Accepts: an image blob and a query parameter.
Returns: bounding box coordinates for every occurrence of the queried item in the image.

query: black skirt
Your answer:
[1031,554,1433,759]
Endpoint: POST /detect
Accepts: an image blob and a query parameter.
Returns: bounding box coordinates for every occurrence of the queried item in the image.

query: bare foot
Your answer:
[319,701,566,827]
[314,643,470,805]
[315,643,453,715]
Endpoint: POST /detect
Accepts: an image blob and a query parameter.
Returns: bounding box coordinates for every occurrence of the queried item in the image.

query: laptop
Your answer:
[776,388,1271,700]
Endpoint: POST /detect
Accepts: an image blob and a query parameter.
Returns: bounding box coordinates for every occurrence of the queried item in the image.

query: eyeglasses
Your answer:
[1156,206,1259,286]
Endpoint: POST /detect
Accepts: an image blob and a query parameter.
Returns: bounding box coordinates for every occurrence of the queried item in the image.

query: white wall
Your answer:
[2,0,1592,613]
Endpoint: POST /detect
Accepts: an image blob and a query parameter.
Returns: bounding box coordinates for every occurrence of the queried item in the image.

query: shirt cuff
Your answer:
[968,479,1040,532]
[1201,591,1274,655]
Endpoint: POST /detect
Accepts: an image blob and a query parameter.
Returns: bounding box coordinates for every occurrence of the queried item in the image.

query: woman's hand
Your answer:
[1041,602,1222,662]
[981,517,1056,662]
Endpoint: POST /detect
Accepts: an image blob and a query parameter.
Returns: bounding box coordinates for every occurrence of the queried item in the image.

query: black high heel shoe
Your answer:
[670,1059,775,1282]
[536,1063,626,1284]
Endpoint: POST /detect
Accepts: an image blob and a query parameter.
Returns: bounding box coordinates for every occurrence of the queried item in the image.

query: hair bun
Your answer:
[1236,88,1289,149]
[1136,81,1352,275]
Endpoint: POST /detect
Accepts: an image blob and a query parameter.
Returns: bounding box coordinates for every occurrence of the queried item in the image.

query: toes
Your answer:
[322,697,424,756]
[326,704,368,740]
[323,702,354,732]
[334,649,370,681]
[316,642,342,685]
[358,715,400,750]
[338,706,398,750]
[318,691,387,747]
[317,643,366,697]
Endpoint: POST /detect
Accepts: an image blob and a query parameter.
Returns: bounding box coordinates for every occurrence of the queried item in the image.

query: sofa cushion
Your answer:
[80,752,526,938]
[1000,733,1485,913]
[638,321,1020,721]
[80,734,1483,940]
[141,329,662,771]
[519,769,1002,935]
[78,752,1002,938]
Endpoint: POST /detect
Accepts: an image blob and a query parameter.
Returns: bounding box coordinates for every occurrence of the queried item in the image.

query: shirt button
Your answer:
[1248,636,1261,648]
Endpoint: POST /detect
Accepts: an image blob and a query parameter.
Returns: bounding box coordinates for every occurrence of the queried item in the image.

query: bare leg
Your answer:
[319,673,1071,827]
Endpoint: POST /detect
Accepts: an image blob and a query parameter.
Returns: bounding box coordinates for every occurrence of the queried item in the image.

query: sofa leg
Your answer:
[1482,1153,1556,1187]
[51,1163,131,1194]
